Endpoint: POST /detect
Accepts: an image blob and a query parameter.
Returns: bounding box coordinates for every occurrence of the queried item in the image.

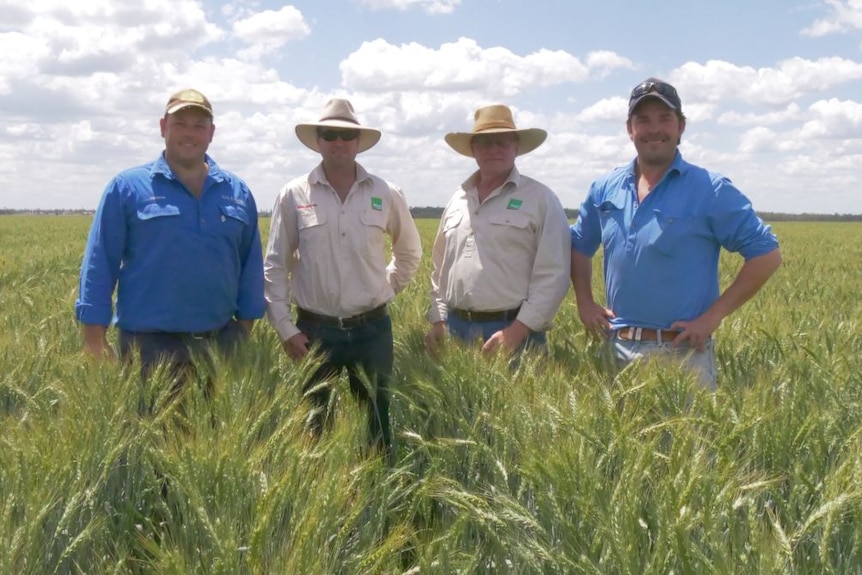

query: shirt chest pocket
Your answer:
[488,211,532,233]
[487,212,533,252]
[134,203,181,236]
[296,208,327,248]
[216,204,249,236]
[596,200,624,243]
[441,211,463,235]
[359,207,387,254]
[359,207,387,230]
[297,208,326,229]
[650,210,698,256]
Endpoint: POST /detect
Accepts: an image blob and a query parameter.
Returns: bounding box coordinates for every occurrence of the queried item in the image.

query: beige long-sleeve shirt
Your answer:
[265,163,422,341]
[428,166,571,332]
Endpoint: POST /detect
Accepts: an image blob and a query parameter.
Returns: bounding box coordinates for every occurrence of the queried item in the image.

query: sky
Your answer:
[1,0,861,215]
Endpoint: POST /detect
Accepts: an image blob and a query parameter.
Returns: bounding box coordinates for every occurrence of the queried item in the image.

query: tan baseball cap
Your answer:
[165,89,213,117]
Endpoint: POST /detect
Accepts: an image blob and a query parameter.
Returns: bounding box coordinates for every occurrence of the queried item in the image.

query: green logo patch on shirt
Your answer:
[507,198,523,210]
[371,197,383,211]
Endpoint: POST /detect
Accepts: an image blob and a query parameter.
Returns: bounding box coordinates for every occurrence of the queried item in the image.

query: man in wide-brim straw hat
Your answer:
[426,104,570,359]
[264,98,422,459]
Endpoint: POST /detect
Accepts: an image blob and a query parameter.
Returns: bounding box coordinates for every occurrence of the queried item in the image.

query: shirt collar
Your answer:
[153,152,225,181]
[462,164,522,193]
[309,161,371,186]
[626,150,689,182]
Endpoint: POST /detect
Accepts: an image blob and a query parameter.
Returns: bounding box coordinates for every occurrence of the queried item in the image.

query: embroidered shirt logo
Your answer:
[371,197,383,211]
[507,198,523,210]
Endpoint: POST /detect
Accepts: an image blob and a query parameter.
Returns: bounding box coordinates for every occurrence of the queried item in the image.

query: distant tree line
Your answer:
[1,207,861,222]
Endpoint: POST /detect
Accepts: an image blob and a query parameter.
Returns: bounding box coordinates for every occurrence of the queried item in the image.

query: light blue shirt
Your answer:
[571,152,779,330]
[76,153,265,332]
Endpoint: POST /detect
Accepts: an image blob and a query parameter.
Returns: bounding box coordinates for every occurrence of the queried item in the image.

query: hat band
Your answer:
[474,121,518,132]
[321,115,360,125]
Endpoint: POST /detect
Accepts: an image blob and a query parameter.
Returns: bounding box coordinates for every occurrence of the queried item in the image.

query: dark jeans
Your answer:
[119,320,246,413]
[296,314,393,455]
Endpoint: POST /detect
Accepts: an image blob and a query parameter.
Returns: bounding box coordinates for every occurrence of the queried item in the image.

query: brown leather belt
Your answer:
[614,327,680,342]
[450,306,521,322]
[296,304,388,330]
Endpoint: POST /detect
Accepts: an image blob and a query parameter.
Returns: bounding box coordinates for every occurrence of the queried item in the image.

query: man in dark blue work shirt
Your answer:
[75,89,265,385]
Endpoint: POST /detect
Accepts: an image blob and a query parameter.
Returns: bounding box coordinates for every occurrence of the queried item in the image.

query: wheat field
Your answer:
[1,215,861,574]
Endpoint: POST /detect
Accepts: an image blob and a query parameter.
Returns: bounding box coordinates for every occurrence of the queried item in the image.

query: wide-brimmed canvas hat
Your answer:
[295,98,381,153]
[444,104,547,157]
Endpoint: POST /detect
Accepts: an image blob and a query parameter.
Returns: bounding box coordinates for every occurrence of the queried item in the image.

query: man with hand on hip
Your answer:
[570,78,782,389]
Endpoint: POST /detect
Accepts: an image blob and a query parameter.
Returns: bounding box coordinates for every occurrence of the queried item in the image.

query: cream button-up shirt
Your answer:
[428,166,571,332]
[265,163,422,342]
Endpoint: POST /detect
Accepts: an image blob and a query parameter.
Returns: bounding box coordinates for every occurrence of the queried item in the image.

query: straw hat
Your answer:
[444,104,547,157]
[295,98,381,153]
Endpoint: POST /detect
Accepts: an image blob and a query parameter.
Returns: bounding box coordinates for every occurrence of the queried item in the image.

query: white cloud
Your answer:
[231,6,310,59]
[358,0,461,15]
[575,97,627,122]
[672,57,862,107]
[340,38,627,98]
[802,0,862,39]
[718,103,804,126]
[799,98,862,138]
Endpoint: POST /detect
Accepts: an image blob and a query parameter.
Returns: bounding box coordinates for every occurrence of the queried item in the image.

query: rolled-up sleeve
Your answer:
[709,178,780,260]
[570,185,603,257]
[75,178,127,326]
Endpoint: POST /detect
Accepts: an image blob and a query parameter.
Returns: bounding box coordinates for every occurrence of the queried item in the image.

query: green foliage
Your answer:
[1,216,862,574]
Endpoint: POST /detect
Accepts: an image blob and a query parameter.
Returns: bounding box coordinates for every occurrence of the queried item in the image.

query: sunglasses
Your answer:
[629,81,681,106]
[318,129,360,142]
[472,134,519,148]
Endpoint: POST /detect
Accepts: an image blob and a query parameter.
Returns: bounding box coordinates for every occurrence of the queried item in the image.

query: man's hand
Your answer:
[577,300,615,338]
[425,321,447,358]
[282,332,310,360]
[670,312,722,351]
[82,324,115,360]
[237,319,254,335]
[482,320,530,356]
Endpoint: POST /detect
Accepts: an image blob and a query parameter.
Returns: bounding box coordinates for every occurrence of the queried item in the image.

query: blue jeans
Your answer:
[296,314,393,454]
[446,314,547,354]
[605,335,718,390]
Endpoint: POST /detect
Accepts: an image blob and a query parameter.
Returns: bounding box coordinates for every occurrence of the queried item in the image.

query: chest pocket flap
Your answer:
[297,207,326,230]
[219,204,249,225]
[137,203,180,220]
[488,211,531,230]
[360,207,387,230]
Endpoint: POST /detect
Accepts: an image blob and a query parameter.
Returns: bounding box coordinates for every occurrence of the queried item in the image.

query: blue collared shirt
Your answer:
[76,153,265,332]
[570,152,779,330]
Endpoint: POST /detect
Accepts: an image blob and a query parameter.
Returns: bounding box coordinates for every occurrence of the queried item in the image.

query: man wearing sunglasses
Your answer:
[264,98,422,460]
[570,78,782,389]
